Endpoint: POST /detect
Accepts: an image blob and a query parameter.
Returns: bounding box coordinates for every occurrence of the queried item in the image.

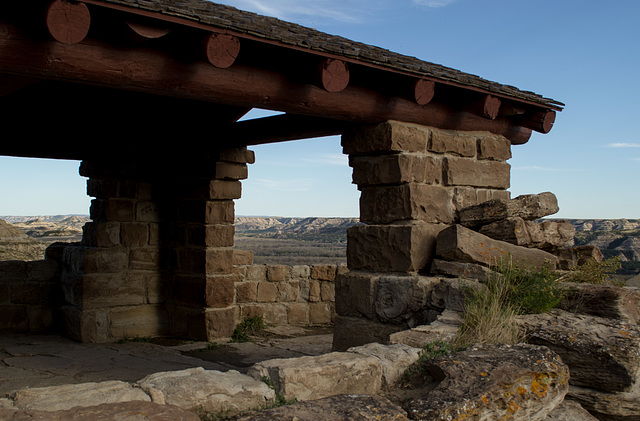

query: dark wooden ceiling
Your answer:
[0,0,563,160]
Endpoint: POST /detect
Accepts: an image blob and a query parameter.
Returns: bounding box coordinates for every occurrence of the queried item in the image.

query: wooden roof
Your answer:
[0,0,563,160]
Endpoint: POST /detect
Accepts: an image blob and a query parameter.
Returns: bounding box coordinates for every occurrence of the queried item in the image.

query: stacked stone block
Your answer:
[334,121,513,350]
[57,148,254,342]
[232,249,343,327]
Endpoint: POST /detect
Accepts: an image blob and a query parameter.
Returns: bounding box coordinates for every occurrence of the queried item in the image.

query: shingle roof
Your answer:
[91,0,563,110]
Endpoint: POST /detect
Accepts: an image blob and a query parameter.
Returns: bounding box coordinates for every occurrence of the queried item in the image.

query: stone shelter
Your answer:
[0,0,562,345]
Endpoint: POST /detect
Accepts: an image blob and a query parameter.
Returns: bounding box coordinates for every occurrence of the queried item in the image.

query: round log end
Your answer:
[320,59,350,93]
[126,20,171,41]
[483,95,502,120]
[414,79,435,105]
[46,0,91,45]
[205,33,241,69]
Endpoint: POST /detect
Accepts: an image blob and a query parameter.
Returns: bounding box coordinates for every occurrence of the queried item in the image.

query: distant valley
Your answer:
[1,216,639,273]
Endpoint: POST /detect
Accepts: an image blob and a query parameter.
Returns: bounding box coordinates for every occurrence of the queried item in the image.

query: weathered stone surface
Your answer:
[559,282,640,324]
[247,352,383,401]
[517,310,640,392]
[555,245,604,270]
[0,401,200,421]
[479,218,575,251]
[347,223,446,273]
[403,343,569,421]
[138,367,275,415]
[436,224,559,269]
[10,380,150,411]
[347,342,421,387]
[374,275,440,325]
[429,277,485,313]
[477,134,512,161]
[229,394,409,421]
[429,258,496,282]
[568,384,640,420]
[442,156,510,189]
[349,153,441,186]
[459,192,559,226]
[359,184,454,224]
[389,310,462,348]
[341,120,430,155]
[544,399,598,421]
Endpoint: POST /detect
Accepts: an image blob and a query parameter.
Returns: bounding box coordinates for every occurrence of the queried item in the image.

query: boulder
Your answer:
[559,282,640,324]
[229,394,409,421]
[402,343,569,420]
[555,245,604,270]
[517,310,640,392]
[458,192,559,227]
[544,399,598,420]
[436,224,559,269]
[247,352,383,402]
[568,383,640,420]
[9,380,150,412]
[137,367,275,416]
[347,342,421,387]
[479,218,575,251]
[0,401,199,421]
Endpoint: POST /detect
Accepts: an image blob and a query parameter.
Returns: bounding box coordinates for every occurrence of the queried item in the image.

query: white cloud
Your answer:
[412,0,456,7]
[607,143,640,148]
[303,153,349,166]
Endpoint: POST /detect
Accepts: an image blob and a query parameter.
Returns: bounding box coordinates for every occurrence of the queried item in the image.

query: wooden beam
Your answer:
[0,24,532,146]
[45,0,91,45]
[224,114,353,146]
[124,19,171,43]
[519,110,556,134]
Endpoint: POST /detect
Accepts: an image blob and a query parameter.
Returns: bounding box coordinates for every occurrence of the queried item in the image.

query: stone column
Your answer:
[333,121,511,350]
[58,148,253,342]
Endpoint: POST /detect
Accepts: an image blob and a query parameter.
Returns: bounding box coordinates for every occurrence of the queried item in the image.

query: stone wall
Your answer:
[0,258,59,333]
[334,121,514,350]
[232,250,343,326]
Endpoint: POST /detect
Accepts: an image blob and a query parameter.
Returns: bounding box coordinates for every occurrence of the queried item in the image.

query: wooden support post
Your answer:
[204,33,241,69]
[45,0,91,45]
[319,59,350,93]
[414,79,435,105]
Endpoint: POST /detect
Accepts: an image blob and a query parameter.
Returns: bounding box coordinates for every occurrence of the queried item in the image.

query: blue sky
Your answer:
[1,0,639,219]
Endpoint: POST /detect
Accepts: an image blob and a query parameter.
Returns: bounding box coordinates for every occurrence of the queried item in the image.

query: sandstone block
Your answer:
[404,343,569,421]
[334,271,379,319]
[310,264,337,281]
[247,352,383,401]
[215,162,248,180]
[559,282,640,324]
[209,180,242,200]
[256,282,277,303]
[285,303,309,324]
[205,307,237,339]
[139,367,275,415]
[320,281,335,302]
[359,184,454,224]
[430,259,496,282]
[309,302,333,324]
[517,309,640,392]
[10,380,150,412]
[350,153,441,186]
[443,157,510,188]
[76,272,146,309]
[218,147,256,164]
[428,129,476,157]
[459,192,559,226]
[477,134,512,161]
[245,265,267,281]
[555,245,604,270]
[429,277,486,313]
[389,310,462,348]
[290,265,310,279]
[205,274,235,308]
[341,120,429,155]
[236,281,258,303]
[347,342,421,387]
[374,275,439,325]
[108,304,169,339]
[233,249,254,266]
[266,265,291,282]
[479,218,575,251]
[568,384,640,420]
[276,281,299,302]
[347,223,446,273]
[544,399,598,421]
[436,224,559,269]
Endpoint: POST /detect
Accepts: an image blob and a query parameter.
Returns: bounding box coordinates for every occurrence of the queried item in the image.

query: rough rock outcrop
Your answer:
[559,282,640,324]
[436,224,559,269]
[402,343,569,421]
[247,352,383,401]
[517,309,640,393]
[138,367,275,416]
[347,342,421,388]
[543,399,598,420]
[458,192,559,227]
[478,217,575,251]
[229,394,409,421]
[0,401,199,421]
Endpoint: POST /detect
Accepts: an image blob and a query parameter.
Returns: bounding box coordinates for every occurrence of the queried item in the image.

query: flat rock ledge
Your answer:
[0,339,581,420]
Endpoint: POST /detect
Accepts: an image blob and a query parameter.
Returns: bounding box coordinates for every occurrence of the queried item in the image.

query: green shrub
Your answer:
[230,316,267,343]
[563,256,624,286]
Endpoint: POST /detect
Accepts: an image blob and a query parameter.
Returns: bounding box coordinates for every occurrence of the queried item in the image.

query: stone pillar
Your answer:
[333,121,511,350]
[58,148,253,342]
